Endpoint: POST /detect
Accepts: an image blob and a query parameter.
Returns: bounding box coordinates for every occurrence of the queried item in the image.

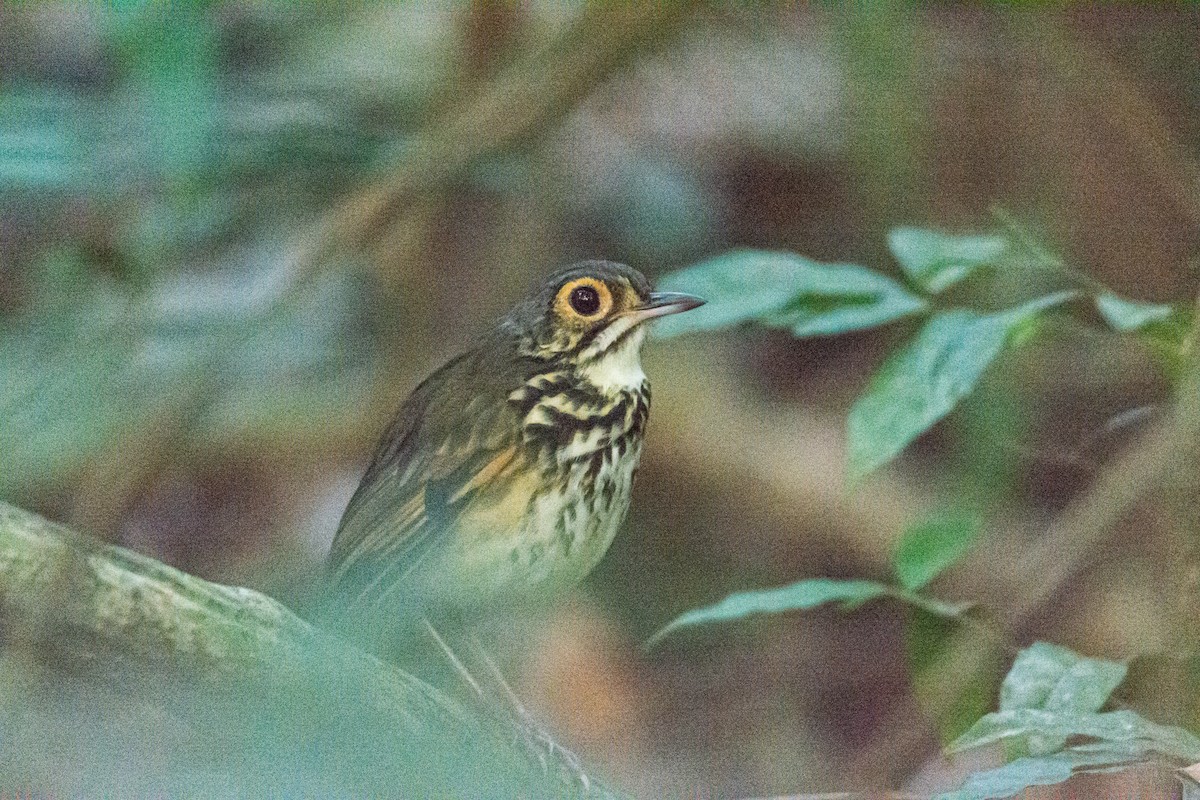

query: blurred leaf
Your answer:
[0,88,94,194]
[118,13,219,181]
[893,511,982,591]
[949,709,1200,762]
[278,6,457,110]
[846,291,1078,483]
[0,265,375,495]
[26,247,95,307]
[653,249,926,339]
[1001,643,1127,714]
[647,578,888,648]
[888,228,1007,293]
[764,282,928,339]
[998,642,1128,756]
[935,743,1153,800]
[573,153,715,263]
[148,265,376,439]
[1095,293,1176,332]
[0,325,152,493]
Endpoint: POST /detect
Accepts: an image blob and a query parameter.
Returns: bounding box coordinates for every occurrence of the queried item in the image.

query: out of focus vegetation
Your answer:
[648,234,1199,797]
[2,5,1199,798]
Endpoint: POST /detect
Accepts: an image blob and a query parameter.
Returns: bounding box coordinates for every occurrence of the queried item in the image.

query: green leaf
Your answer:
[123,15,219,179]
[893,511,982,591]
[653,249,926,339]
[0,88,95,194]
[997,642,1128,755]
[1095,293,1176,332]
[846,291,1077,482]
[888,228,1008,293]
[646,578,888,648]
[949,709,1200,762]
[759,273,928,339]
[935,743,1151,800]
[1001,642,1127,714]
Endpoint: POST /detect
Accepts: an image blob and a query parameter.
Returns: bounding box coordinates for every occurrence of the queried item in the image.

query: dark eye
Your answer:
[569,285,602,316]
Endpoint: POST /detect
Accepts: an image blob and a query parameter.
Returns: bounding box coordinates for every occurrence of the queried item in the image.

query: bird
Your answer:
[325,261,704,630]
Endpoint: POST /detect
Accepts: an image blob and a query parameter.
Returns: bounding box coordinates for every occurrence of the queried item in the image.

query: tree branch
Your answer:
[0,501,623,797]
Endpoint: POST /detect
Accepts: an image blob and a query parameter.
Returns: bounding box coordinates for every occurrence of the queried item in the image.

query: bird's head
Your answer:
[503,261,704,392]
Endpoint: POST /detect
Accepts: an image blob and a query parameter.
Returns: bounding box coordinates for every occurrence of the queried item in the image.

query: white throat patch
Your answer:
[578,325,647,394]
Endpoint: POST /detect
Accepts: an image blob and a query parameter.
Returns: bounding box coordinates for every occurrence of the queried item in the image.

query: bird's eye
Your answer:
[569,285,602,316]
[555,277,612,322]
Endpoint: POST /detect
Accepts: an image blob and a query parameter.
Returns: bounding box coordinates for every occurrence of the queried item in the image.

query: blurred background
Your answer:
[2,4,1199,797]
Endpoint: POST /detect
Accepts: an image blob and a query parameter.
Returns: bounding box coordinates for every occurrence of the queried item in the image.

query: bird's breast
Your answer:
[431,374,651,608]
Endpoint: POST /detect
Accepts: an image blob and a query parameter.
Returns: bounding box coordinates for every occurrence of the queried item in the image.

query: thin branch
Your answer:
[292,1,699,278]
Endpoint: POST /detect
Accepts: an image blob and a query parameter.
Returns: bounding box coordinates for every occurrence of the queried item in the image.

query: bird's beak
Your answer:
[628,291,706,323]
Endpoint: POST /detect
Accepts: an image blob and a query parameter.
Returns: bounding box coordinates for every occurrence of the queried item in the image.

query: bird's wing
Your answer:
[327,350,522,614]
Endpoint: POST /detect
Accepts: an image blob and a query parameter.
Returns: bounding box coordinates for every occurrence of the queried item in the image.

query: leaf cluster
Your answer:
[936,643,1196,800]
[656,226,1182,483]
[651,225,1198,798]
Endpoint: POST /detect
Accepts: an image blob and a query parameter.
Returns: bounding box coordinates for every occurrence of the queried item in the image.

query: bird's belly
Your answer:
[429,439,643,610]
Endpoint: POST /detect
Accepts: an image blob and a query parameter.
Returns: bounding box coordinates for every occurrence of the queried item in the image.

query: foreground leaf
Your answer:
[998,642,1128,755]
[936,742,1154,800]
[1095,293,1176,332]
[653,249,926,339]
[888,228,1007,293]
[893,511,982,591]
[846,291,1077,482]
[949,708,1200,762]
[1001,642,1127,714]
[646,578,888,648]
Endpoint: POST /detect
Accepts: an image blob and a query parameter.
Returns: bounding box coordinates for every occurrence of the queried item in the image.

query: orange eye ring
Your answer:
[554,277,612,322]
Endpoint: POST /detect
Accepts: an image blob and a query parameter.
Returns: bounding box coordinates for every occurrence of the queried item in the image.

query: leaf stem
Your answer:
[989,206,1110,296]
[886,587,1018,652]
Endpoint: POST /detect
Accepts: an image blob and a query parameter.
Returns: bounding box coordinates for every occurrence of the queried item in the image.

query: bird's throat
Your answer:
[576,326,647,395]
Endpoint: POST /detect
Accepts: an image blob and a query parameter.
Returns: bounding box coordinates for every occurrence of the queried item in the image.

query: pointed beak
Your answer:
[628,291,706,323]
